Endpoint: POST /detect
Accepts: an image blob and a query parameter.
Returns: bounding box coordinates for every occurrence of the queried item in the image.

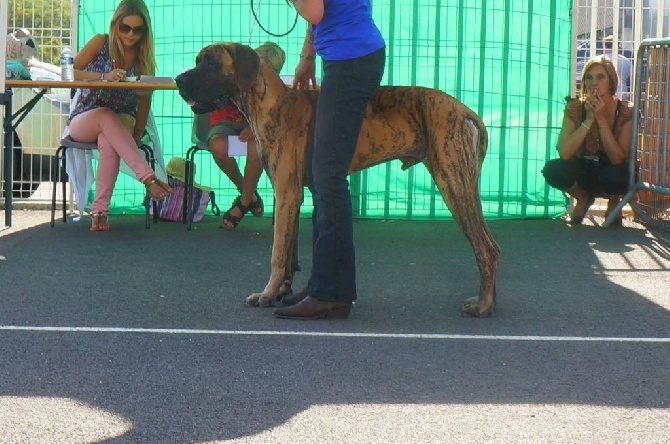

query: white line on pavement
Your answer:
[0,325,669,342]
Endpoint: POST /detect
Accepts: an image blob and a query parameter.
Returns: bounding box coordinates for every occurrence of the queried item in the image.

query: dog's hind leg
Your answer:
[427,119,500,317]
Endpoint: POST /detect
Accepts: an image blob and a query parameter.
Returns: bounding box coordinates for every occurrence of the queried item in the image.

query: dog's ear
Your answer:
[233,44,260,92]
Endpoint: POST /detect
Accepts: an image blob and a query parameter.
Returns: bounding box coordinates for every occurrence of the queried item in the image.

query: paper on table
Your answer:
[138,75,173,83]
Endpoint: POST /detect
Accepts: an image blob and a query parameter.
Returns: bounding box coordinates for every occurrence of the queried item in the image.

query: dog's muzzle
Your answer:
[175,72,231,114]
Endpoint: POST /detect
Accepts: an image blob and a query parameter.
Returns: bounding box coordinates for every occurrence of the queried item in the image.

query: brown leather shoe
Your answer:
[273,296,352,320]
[280,285,309,306]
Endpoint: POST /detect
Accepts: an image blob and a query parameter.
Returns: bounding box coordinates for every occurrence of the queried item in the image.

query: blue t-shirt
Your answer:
[312,0,385,61]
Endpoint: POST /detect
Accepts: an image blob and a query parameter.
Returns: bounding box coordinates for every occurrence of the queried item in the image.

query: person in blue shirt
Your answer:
[602,35,633,101]
[273,0,385,320]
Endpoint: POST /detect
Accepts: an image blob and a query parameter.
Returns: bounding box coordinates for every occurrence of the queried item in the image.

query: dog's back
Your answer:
[350,86,487,176]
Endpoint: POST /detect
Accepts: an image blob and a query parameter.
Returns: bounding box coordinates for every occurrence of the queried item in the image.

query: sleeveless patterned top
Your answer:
[563,97,633,156]
[68,35,139,124]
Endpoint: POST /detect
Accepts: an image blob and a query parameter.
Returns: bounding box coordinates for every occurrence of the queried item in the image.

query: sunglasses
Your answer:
[118,22,147,35]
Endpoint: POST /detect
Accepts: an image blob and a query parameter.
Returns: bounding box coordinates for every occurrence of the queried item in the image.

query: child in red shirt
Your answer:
[205,42,285,229]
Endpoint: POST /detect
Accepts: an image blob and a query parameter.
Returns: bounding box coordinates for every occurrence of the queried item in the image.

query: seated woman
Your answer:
[68,0,171,231]
[542,55,634,226]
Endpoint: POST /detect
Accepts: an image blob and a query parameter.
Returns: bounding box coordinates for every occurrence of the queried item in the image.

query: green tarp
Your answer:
[78,0,571,219]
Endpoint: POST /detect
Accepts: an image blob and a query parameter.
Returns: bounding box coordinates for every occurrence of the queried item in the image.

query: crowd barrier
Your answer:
[605,38,670,229]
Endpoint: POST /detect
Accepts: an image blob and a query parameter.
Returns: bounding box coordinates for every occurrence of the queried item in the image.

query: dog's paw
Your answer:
[245,293,261,307]
[459,297,493,318]
[245,292,275,308]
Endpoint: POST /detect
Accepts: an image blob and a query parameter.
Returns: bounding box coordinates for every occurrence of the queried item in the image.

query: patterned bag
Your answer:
[152,176,219,222]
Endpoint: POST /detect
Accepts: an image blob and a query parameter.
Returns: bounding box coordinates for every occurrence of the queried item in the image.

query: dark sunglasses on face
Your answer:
[118,22,146,35]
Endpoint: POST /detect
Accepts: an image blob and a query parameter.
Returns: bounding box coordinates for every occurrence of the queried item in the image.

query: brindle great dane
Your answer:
[175,43,500,317]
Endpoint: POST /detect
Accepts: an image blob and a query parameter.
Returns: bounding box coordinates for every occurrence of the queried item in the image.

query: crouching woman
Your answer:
[542,56,633,225]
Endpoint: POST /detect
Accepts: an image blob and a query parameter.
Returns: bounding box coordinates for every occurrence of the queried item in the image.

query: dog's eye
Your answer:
[202,56,220,69]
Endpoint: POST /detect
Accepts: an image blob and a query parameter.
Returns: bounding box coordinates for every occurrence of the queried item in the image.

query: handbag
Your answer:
[152,176,219,222]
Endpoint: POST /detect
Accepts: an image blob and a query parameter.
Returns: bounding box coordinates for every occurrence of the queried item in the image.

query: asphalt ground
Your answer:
[0,210,669,443]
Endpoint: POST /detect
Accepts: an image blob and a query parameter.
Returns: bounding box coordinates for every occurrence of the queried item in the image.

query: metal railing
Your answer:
[604,38,670,229]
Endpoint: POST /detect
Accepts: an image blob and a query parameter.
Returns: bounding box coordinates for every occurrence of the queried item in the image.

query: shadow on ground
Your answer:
[1,215,668,442]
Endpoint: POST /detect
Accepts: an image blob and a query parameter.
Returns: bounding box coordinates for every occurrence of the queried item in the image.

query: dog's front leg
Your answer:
[246,183,303,308]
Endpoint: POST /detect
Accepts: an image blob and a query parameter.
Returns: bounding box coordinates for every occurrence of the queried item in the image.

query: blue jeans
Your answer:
[306,47,386,302]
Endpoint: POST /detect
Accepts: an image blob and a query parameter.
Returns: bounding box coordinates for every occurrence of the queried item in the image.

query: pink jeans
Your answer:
[68,107,154,214]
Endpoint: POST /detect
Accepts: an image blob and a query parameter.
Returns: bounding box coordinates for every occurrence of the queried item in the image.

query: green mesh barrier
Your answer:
[78,0,571,219]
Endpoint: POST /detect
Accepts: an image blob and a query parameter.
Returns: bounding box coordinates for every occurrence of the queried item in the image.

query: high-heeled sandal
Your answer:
[566,195,595,225]
[90,212,110,231]
[605,197,624,227]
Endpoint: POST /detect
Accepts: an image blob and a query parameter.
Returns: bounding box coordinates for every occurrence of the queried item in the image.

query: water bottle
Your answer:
[60,46,74,81]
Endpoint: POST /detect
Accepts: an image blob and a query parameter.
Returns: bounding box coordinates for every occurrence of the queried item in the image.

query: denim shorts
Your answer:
[206,120,248,142]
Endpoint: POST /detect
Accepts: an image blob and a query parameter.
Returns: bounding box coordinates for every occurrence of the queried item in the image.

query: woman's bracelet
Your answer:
[99,72,105,80]
[580,121,591,130]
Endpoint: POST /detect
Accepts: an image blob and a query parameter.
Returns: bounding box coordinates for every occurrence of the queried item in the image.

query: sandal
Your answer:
[221,196,249,230]
[247,191,264,217]
[605,196,624,227]
[566,195,595,226]
[90,212,110,231]
[144,177,172,201]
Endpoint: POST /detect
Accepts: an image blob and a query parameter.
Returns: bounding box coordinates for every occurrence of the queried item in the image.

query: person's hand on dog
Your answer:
[292,58,317,90]
[238,127,255,143]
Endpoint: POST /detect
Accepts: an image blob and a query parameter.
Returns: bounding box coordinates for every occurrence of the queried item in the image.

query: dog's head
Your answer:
[175,43,260,114]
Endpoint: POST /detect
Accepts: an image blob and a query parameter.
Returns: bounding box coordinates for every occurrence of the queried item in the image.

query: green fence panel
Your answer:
[78,0,570,219]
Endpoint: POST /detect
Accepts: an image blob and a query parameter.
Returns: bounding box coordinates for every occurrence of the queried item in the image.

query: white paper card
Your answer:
[228,136,247,156]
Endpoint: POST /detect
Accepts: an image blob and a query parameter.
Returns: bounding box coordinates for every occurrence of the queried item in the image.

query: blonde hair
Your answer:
[108,0,155,75]
[580,55,618,100]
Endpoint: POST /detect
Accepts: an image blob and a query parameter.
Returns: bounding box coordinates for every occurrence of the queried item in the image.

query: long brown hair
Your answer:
[580,55,618,100]
[108,0,156,75]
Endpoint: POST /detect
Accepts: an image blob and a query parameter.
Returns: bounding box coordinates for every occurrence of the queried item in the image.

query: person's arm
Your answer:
[133,93,152,140]
[586,92,630,164]
[556,106,593,160]
[73,34,127,81]
[290,0,324,25]
[292,25,317,90]
[598,114,631,165]
[73,34,105,80]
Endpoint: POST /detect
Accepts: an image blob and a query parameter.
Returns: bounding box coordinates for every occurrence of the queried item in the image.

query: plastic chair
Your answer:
[183,112,250,230]
[50,134,159,228]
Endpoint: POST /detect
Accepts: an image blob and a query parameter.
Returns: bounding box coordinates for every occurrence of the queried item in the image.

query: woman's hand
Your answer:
[585,90,607,125]
[103,68,127,82]
[292,58,317,90]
